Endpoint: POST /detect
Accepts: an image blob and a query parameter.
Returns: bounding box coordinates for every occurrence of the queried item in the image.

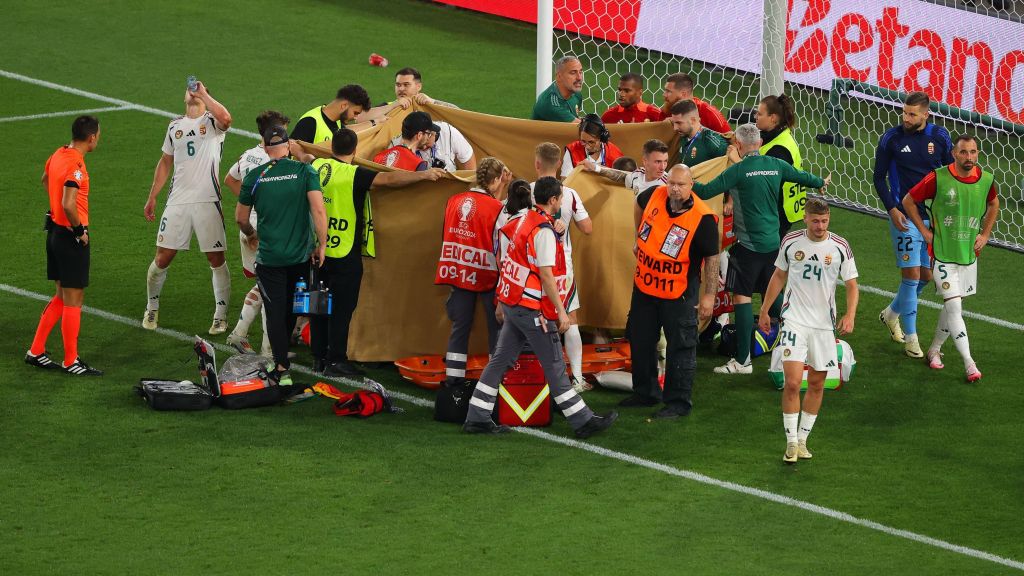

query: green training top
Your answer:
[930,167,994,265]
[239,158,322,267]
[693,154,824,252]
[532,82,583,122]
[679,129,729,167]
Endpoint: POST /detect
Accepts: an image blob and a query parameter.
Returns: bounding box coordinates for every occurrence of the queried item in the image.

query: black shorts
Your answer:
[725,243,776,297]
[46,228,90,289]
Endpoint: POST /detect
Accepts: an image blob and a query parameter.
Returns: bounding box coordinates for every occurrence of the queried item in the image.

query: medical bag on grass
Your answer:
[135,379,214,411]
[434,379,476,423]
[194,337,285,409]
[497,353,551,427]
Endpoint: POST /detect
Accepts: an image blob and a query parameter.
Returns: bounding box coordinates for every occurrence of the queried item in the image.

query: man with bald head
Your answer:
[533,56,584,123]
[624,164,720,419]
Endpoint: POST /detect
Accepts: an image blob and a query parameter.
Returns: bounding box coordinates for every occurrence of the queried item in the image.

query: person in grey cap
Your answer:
[463,176,617,439]
[372,111,437,171]
[235,125,327,387]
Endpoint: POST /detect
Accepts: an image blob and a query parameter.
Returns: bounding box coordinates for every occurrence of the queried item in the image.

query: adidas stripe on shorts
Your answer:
[776,319,837,372]
[156,201,228,252]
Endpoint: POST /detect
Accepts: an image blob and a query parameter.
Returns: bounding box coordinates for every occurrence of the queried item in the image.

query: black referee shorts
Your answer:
[725,243,776,298]
[46,228,90,289]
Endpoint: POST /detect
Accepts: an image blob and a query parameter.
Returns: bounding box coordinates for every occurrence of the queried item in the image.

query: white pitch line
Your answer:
[0,69,261,140]
[0,106,133,123]
[860,285,1024,331]
[1,281,1021,572]
[4,69,1022,334]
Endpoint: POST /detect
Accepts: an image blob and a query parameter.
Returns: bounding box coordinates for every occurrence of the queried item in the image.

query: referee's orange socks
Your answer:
[29,295,64,356]
[61,305,82,366]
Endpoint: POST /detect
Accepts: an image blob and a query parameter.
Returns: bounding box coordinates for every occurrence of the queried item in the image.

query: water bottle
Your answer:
[369,53,389,67]
[293,277,309,314]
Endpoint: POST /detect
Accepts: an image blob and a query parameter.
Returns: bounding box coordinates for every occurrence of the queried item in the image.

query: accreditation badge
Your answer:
[638,221,652,242]
[660,224,688,259]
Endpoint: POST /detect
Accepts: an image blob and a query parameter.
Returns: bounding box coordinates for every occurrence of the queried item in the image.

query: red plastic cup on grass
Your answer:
[369,53,389,67]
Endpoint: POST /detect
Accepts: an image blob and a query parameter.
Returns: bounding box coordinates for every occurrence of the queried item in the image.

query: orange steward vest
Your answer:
[634,185,716,299]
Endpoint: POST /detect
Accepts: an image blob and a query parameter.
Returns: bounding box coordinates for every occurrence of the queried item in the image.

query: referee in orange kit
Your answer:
[24,115,103,376]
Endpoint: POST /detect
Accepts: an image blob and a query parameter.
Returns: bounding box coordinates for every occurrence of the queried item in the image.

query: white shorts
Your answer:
[157,202,227,252]
[776,320,837,372]
[933,260,977,299]
[564,272,580,313]
[238,210,258,278]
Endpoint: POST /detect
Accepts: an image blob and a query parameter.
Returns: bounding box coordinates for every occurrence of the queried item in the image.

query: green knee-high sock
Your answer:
[734,302,753,365]
[768,292,783,319]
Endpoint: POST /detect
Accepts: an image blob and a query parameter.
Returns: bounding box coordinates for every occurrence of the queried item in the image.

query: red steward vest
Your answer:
[373,145,424,171]
[497,209,568,320]
[435,189,502,292]
[565,141,623,170]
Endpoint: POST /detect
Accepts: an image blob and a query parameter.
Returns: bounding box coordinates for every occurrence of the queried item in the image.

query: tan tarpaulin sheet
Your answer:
[299,103,729,361]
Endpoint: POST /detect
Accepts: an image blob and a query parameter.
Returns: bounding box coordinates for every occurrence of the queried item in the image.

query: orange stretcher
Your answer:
[395,342,632,390]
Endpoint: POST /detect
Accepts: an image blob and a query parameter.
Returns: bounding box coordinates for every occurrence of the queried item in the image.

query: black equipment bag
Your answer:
[215,353,285,410]
[434,379,476,423]
[135,379,214,411]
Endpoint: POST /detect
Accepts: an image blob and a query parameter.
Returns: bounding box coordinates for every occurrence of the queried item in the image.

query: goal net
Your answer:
[431,0,1024,252]
[546,0,1024,251]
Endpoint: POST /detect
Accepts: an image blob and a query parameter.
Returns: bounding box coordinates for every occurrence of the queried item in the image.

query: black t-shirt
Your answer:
[636,191,720,297]
[290,108,339,143]
[350,166,378,253]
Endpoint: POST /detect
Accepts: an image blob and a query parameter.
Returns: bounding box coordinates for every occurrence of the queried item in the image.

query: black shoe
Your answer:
[271,369,294,387]
[575,411,619,439]
[462,420,513,434]
[63,358,103,376]
[618,394,659,407]
[312,358,327,374]
[25,350,61,370]
[652,405,690,420]
[324,360,365,377]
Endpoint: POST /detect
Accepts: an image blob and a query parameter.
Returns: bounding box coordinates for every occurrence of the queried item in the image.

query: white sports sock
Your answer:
[211,263,231,320]
[260,309,271,353]
[882,306,899,323]
[929,307,950,354]
[783,412,799,444]
[146,260,168,311]
[798,411,817,442]
[657,329,667,375]
[232,286,262,338]
[944,297,974,366]
[564,324,583,381]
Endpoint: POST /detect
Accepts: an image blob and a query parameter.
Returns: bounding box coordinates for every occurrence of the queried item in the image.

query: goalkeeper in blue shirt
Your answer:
[872,91,953,359]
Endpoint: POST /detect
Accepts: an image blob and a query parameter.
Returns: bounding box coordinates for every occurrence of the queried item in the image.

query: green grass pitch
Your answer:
[1,1,1022,574]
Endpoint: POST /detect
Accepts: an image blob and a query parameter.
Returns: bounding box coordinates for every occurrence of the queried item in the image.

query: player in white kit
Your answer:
[222,110,290,355]
[143,80,233,334]
[759,197,859,464]
[533,142,593,391]
[583,138,670,197]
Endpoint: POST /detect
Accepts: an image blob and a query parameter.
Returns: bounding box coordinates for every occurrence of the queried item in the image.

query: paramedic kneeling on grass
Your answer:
[236,125,327,387]
[463,177,617,438]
